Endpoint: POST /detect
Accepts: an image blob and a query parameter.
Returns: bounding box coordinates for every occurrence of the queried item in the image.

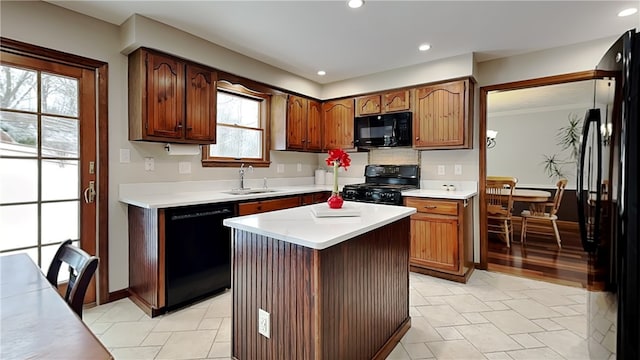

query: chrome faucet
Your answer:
[239,163,253,190]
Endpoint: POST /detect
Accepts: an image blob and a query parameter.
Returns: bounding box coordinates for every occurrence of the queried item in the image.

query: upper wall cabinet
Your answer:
[355,90,411,116]
[413,78,474,149]
[129,48,217,144]
[322,98,355,151]
[287,95,322,152]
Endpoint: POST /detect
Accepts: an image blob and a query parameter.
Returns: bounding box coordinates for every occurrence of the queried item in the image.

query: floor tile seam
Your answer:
[507,333,548,348]
[504,346,568,359]
[424,334,524,358]
[482,350,517,359]
[448,323,527,354]
[87,321,115,335]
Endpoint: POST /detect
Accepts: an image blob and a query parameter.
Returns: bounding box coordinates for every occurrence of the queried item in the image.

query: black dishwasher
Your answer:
[164,203,235,310]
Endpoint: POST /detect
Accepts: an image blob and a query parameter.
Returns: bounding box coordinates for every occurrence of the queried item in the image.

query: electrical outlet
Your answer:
[258,308,270,338]
[178,161,191,174]
[454,164,462,175]
[277,164,285,173]
[144,157,154,171]
[119,148,130,163]
[297,163,302,172]
[437,165,445,176]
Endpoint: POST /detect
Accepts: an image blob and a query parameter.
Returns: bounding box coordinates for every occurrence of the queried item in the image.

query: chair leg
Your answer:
[521,217,527,245]
[504,219,510,247]
[552,220,562,248]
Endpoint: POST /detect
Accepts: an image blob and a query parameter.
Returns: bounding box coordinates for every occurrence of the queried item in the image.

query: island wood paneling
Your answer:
[232,218,410,360]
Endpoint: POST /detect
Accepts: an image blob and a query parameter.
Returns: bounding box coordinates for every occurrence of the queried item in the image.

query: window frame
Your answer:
[202,80,271,167]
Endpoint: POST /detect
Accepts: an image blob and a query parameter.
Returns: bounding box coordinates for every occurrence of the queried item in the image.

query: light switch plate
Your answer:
[258,308,270,338]
[119,148,130,163]
[178,161,191,174]
[297,163,302,172]
[144,157,154,171]
[277,164,285,173]
[454,164,462,175]
[437,165,445,176]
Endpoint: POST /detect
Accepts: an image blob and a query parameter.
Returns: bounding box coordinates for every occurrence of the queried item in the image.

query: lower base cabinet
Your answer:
[238,191,331,215]
[404,197,474,283]
[128,191,332,316]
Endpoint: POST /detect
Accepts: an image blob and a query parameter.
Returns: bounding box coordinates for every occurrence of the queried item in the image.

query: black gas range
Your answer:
[342,165,420,205]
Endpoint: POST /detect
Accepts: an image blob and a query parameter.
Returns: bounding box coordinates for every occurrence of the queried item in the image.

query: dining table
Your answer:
[0,253,113,360]
[496,188,552,215]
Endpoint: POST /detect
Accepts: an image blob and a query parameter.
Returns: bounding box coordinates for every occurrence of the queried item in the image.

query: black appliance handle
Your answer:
[170,207,233,221]
[577,109,602,252]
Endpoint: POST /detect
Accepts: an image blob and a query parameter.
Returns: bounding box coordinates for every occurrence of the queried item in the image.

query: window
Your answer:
[202,82,271,167]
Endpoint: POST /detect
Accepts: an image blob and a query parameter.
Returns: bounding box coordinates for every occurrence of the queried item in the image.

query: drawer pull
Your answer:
[424,205,437,209]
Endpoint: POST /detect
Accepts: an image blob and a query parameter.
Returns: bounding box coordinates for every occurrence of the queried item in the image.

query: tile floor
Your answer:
[83,270,613,360]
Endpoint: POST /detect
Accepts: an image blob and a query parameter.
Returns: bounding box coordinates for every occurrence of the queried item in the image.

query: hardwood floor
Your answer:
[488,219,589,288]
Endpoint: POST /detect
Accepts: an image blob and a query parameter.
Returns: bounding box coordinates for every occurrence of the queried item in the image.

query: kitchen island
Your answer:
[223,201,416,360]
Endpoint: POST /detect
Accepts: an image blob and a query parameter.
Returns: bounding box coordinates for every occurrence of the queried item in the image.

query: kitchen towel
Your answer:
[315,169,326,185]
[164,143,200,156]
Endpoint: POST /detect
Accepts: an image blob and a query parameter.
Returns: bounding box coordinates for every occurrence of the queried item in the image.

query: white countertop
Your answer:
[120,184,334,208]
[223,201,416,250]
[402,180,478,200]
[119,179,478,208]
[401,188,477,200]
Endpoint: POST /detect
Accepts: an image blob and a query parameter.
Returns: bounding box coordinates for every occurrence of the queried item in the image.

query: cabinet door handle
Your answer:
[415,137,420,140]
[175,123,183,130]
[424,205,437,209]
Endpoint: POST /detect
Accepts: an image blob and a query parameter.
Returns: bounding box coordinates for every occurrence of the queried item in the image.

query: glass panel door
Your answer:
[0,63,83,274]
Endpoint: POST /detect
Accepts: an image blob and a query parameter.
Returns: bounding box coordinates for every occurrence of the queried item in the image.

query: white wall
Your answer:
[322,53,474,99]
[476,36,618,87]
[1,0,624,289]
[487,106,590,189]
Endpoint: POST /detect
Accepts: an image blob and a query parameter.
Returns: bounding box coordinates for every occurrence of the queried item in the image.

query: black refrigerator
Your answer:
[577,29,639,359]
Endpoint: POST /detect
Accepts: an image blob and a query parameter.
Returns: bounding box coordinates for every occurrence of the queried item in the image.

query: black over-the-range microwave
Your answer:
[353,111,412,148]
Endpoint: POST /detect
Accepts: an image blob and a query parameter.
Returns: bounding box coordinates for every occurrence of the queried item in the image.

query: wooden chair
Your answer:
[486,177,517,247]
[520,179,568,248]
[46,240,99,318]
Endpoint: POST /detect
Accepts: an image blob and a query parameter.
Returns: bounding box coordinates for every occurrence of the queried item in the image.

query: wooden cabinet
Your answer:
[300,191,331,205]
[129,48,217,144]
[355,90,410,116]
[287,95,322,152]
[238,196,301,215]
[413,78,473,149]
[404,197,474,283]
[322,98,355,150]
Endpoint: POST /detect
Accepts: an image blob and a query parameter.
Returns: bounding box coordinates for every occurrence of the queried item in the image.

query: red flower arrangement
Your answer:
[325,149,351,208]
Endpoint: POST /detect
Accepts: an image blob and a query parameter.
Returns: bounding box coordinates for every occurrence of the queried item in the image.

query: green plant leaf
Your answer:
[556,112,582,161]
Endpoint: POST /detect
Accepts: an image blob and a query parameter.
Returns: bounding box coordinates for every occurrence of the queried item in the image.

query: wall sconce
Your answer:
[486,130,498,149]
[600,123,612,146]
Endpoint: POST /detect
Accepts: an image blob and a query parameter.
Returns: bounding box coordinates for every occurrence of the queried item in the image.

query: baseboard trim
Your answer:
[106,288,129,303]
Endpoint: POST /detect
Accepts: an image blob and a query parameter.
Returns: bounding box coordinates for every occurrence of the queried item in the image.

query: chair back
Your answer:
[486,177,517,218]
[46,240,99,318]
[548,178,568,216]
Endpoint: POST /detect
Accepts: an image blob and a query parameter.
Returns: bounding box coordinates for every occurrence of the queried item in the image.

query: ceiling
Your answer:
[46,1,638,84]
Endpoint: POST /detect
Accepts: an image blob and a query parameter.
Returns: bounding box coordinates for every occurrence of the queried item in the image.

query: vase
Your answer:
[327,192,344,209]
[327,162,344,209]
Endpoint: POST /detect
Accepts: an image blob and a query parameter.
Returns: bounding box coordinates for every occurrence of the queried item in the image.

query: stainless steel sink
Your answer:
[222,188,279,195]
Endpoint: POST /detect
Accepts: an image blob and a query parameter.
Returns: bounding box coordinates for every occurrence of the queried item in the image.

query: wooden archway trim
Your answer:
[477,70,617,269]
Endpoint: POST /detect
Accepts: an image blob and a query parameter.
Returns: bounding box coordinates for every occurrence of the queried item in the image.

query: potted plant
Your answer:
[542,112,582,179]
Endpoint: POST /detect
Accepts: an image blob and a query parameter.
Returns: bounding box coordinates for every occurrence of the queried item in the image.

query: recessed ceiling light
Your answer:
[618,7,638,17]
[418,43,431,52]
[317,70,326,76]
[348,0,364,9]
